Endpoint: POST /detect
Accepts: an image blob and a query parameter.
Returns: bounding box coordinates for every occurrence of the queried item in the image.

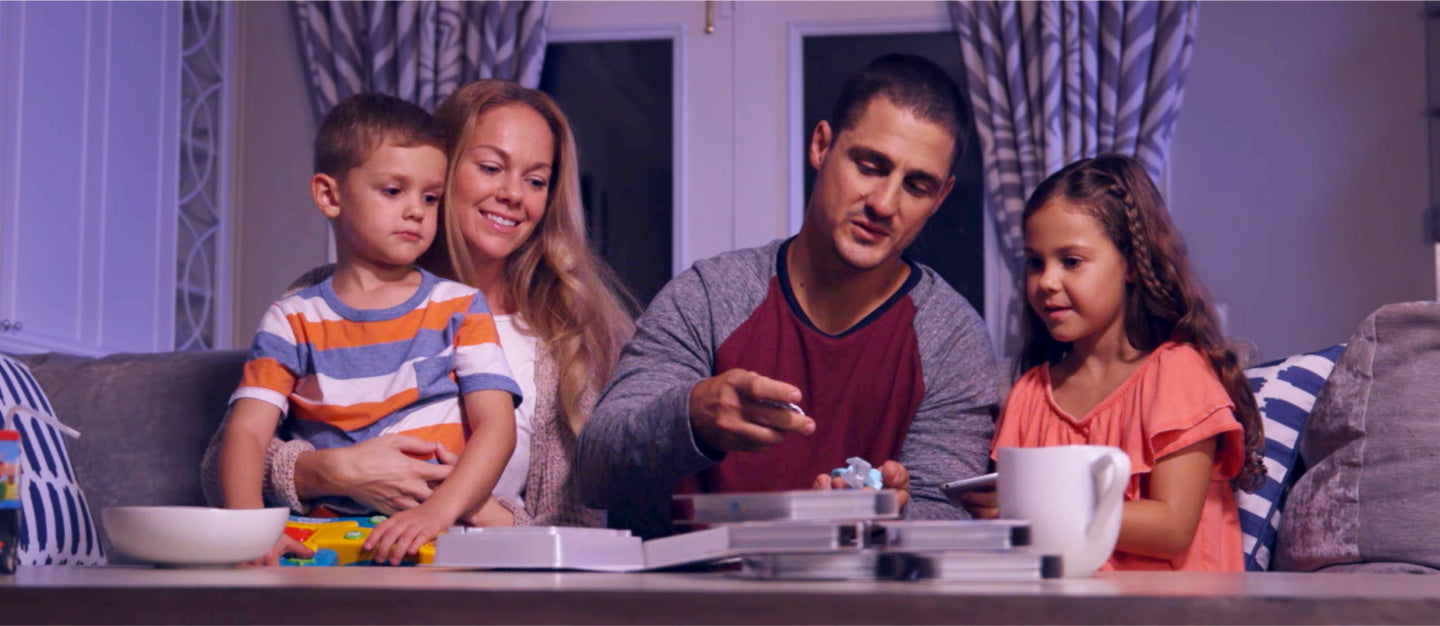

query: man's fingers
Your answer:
[879,460,909,490]
[741,400,815,435]
[726,421,787,451]
[737,372,802,406]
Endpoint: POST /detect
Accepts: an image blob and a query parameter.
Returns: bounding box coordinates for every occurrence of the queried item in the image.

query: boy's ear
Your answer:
[310,173,342,219]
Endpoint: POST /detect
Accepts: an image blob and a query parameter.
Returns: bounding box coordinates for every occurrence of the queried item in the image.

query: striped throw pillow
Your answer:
[1237,345,1343,571]
[0,354,105,565]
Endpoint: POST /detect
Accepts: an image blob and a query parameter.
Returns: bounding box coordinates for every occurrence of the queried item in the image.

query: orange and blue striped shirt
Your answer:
[232,269,520,465]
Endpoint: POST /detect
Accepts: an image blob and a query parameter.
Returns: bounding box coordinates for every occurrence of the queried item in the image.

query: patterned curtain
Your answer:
[949,0,1200,348]
[293,1,551,119]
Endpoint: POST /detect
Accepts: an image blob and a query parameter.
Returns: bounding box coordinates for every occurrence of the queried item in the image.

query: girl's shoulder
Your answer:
[1145,342,1218,378]
[1136,342,1233,420]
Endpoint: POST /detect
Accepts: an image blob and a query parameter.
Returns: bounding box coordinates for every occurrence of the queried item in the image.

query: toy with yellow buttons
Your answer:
[279,515,436,566]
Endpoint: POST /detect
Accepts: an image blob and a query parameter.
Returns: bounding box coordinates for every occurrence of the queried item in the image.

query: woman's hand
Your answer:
[295,435,454,514]
[811,460,911,510]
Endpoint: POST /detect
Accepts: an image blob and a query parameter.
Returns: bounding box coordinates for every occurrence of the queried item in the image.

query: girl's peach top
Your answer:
[993,342,1245,572]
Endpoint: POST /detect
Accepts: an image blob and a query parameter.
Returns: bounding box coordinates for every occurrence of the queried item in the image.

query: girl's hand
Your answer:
[363,504,452,565]
[240,532,313,567]
[811,460,911,511]
[301,435,454,514]
[958,489,998,519]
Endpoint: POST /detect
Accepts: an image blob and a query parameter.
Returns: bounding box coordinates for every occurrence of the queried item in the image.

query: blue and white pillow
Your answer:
[0,355,105,566]
[1238,345,1344,571]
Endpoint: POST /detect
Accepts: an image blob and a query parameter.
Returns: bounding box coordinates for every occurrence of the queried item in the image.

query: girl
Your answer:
[973,154,1262,571]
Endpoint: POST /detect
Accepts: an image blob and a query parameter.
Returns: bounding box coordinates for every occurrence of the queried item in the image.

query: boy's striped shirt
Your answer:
[232,269,520,457]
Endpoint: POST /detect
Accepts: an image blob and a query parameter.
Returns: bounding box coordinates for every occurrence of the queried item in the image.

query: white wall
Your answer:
[1169,1,1431,361]
[222,1,1434,360]
[227,1,325,348]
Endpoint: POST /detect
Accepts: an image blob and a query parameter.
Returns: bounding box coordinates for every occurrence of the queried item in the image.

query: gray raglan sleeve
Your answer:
[899,287,1000,520]
[574,267,723,537]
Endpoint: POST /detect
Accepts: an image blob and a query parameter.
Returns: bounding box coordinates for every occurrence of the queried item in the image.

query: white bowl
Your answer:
[102,506,289,566]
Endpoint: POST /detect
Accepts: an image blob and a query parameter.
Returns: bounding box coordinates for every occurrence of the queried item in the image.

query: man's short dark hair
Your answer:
[828,53,967,174]
[313,93,443,177]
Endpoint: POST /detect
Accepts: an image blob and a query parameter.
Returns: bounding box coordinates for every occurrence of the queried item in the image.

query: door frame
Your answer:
[547,23,690,279]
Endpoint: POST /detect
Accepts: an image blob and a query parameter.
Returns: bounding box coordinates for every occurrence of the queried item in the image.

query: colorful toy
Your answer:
[279,515,436,566]
[830,457,883,490]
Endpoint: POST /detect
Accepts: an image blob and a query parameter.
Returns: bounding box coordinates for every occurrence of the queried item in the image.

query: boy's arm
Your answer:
[425,389,517,520]
[363,389,515,564]
[217,398,286,509]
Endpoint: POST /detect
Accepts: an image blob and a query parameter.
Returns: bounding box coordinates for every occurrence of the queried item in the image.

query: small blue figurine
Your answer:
[829,456,883,490]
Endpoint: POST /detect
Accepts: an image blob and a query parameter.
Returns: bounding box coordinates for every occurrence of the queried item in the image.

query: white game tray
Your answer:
[432,526,645,572]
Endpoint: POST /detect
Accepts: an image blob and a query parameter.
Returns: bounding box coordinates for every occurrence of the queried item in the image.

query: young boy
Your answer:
[219,93,519,565]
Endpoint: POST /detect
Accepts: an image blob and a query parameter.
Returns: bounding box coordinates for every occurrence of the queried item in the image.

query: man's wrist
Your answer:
[683,381,726,462]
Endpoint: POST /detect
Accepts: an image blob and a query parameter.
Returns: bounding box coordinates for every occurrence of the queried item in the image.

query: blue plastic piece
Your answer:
[828,456,883,490]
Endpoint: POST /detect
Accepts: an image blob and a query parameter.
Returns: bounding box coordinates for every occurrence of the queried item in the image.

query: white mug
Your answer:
[997,445,1131,578]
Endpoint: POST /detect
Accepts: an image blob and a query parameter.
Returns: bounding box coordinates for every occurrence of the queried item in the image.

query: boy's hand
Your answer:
[240,533,314,567]
[363,504,451,565]
[811,460,911,510]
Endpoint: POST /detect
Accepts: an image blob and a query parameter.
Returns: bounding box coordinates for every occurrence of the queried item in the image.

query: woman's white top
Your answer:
[490,314,536,506]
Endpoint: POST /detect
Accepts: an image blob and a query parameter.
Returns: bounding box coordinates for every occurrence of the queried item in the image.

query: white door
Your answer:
[0,1,182,356]
[549,1,736,274]
[548,1,999,337]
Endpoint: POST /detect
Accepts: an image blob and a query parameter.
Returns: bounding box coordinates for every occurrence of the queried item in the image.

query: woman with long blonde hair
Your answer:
[203,80,635,542]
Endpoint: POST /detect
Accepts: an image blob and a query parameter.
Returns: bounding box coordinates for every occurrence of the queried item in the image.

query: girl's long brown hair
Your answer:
[1017,154,1264,492]
[419,80,637,433]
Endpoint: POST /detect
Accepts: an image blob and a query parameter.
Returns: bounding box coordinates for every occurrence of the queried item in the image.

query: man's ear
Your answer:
[310,173,342,219]
[808,120,833,171]
[935,174,955,209]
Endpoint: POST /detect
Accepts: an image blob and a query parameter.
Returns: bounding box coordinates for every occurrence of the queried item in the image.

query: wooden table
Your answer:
[4,566,1440,624]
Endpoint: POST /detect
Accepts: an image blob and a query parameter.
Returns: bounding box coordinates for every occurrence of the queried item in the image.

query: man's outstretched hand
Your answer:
[689,369,815,453]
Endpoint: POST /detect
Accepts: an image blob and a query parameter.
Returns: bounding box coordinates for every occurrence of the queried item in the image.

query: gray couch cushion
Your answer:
[14,350,245,561]
[1275,302,1440,573]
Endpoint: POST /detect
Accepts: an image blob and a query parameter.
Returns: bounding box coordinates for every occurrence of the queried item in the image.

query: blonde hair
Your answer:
[420,80,637,433]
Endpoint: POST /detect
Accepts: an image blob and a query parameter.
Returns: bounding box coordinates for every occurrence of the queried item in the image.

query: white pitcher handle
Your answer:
[1086,449,1129,539]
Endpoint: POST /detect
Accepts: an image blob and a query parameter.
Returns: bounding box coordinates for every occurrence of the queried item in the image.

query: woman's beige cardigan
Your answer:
[200,338,605,528]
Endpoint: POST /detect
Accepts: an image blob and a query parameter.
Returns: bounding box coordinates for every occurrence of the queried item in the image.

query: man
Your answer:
[576,54,998,539]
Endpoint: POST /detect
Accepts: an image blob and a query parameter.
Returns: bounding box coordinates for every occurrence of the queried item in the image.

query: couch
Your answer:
[14,350,246,560]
